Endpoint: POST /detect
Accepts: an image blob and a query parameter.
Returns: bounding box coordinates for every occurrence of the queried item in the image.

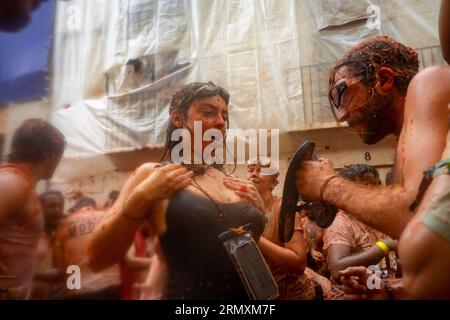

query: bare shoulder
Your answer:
[408,66,450,101]
[404,65,450,118]
[116,162,163,200]
[0,170,30,198]
[411,65,450,84]
[0,171,31,217]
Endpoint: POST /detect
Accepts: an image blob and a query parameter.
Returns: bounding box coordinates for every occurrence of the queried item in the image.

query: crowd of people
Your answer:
[0,1,449,301]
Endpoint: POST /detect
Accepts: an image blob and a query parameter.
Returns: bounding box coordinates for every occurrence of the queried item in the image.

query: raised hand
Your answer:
[124,164,193,219]
[223,176,265,213]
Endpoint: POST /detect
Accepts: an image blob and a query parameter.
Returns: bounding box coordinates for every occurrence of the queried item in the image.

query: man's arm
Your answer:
[122,245,153,270]
[296,67,450,238]
[327,244,390,283]
[399,133,450,299]
[440,0,450,64]
[0,173,29,223]
[400,218,450,299]
[322,179,412,239]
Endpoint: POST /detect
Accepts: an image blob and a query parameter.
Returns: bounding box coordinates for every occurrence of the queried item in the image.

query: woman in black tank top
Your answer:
[88,82,266,300]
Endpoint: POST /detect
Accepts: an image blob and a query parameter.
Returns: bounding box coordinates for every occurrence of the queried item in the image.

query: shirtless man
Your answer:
[0,119,65,299]
[30,191,65,300]
[320,7,450,299]
[53,197,122,299]
[295,35,450,239]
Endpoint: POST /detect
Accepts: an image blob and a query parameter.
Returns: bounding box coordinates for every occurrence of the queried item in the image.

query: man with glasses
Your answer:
[295,35,450,239]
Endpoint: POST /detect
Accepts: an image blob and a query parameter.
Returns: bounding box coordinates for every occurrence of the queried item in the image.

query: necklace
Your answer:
[190,175,226,221]
[204,167,231,186]
[182,163,225,176]
[181,161,230,221]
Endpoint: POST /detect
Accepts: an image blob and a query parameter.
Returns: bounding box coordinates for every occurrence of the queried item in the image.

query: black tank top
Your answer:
[159,190,266,300]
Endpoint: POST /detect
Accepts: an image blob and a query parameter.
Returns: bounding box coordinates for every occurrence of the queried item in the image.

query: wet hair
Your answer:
[338,164,380,184]
[162,82,230,162]
[385,167,395,186]
[103,189,119,208]
[329,35,419,95]
[70,196,97,213]
[7,119,66,164]
[108,190,119,200]
[40,190,64,204]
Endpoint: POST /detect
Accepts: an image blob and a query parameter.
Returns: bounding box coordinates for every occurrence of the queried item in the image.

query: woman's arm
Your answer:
[259,230,307,275]
[327,242,395,283]
[122,244,153,270]
[139,239,168,300]
[88,163,193,272]
[33,268,65,283]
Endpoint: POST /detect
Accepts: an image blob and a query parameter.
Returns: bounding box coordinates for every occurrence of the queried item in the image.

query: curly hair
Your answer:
[8,119,66,164]
[338,164,380,184]
[329,35,419,95]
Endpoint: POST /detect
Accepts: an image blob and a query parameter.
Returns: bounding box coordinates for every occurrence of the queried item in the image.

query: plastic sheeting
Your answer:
[308,0,374,30]
[50,0,443,180]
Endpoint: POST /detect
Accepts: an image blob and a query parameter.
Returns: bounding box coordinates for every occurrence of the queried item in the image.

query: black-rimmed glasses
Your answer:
[328,75,375,112]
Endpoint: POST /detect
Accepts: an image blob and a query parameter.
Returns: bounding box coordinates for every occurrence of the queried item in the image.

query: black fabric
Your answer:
[160,190,266,300]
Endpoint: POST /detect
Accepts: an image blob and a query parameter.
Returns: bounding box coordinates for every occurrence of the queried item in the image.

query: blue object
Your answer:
[0,0,55,105]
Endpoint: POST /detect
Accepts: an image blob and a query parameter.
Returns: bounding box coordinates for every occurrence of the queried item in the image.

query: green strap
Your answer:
[410,158,450,212]
[426,158,450,178]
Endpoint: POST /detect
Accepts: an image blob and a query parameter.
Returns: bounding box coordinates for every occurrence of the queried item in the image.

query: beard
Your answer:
[347,95,396,145]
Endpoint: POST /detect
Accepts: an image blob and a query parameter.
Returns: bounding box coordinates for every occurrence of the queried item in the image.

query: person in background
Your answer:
[120,222,155,300]
[30,191,65,299]
[0,119,65,300]
[323,164,397,299]
[244,157,331,300]
[103,190,119,209]
[301,213,329,278]
[53,197,122,299]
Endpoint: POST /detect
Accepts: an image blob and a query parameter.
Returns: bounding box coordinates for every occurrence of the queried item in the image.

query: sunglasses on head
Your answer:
[247,157,271,167]
[183,81,230,107]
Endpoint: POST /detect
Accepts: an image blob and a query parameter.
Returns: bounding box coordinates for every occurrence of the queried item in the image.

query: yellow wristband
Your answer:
[376,240,390,255]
